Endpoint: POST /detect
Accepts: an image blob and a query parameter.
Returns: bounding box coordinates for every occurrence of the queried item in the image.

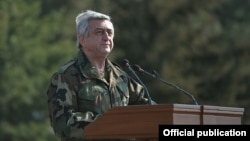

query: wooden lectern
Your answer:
[83,104,244,141]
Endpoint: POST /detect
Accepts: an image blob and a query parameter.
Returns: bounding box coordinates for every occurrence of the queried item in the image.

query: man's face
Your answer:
[81,19,114,57]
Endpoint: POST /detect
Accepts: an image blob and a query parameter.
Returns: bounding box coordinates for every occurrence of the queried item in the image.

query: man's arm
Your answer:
[47,73,96,139]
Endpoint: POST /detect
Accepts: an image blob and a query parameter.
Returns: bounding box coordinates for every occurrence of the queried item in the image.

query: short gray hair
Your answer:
[75,10,114,48]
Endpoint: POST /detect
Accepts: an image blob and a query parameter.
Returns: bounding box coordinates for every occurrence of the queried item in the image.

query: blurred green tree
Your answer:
[0,0,249,140]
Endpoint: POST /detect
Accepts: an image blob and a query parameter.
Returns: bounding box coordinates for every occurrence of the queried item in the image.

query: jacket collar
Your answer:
[76,50,125,80]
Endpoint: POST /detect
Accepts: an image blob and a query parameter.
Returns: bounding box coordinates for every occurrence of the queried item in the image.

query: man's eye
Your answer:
[95,29,113,36]
[96,30,103,35]
[107,30,113,36]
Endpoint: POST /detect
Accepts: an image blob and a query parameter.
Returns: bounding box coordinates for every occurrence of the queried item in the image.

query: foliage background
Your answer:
[0,0,249,140]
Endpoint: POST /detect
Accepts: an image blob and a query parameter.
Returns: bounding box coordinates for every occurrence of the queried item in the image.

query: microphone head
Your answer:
[122,59,130,67]
[132,64,143,72]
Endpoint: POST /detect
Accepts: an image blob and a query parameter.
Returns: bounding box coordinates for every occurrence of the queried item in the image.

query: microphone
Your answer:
[132,64,199,105]
[122,59,153,105]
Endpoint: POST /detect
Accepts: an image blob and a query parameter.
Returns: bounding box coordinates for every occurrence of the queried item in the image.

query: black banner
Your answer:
[159,125,249,140]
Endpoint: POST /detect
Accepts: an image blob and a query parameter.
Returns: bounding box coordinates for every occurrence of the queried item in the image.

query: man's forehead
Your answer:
[89,19,113,29]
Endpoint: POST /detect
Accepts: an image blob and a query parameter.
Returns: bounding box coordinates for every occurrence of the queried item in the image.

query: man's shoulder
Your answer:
[109,61,125,72]
[111,61,122,69]
[108,60,129,77]
[57,59,77,74]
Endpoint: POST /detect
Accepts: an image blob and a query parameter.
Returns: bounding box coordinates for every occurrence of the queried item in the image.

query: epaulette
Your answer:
[57,59,76,74]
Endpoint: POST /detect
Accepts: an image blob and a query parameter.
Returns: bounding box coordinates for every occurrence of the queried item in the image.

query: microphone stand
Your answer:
[133,65,199,105]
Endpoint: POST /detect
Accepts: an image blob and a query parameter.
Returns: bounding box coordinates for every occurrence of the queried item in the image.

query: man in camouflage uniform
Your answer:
[47,10,152,141]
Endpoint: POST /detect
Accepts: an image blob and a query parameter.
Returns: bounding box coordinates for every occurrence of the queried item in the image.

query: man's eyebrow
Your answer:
[95,27,112,31]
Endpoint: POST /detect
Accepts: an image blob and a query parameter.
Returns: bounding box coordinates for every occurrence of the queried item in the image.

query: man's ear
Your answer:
[78,35,85,47]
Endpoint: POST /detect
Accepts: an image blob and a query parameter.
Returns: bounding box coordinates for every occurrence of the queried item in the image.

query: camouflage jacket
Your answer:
[47,51,149,141]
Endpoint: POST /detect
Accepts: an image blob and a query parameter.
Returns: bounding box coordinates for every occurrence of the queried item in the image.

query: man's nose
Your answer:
[102,32,110,40]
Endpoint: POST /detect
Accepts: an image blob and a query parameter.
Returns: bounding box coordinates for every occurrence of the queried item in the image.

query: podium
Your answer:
[83,104,244,141]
